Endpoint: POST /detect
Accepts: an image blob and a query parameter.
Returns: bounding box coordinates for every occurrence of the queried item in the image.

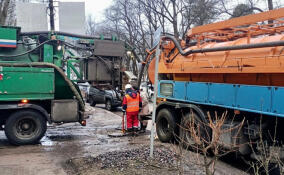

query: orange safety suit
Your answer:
[122,90,142,130]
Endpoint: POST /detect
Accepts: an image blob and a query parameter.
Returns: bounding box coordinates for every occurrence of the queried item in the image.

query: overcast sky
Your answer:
[56,0,284,23]
[59,0,113,22]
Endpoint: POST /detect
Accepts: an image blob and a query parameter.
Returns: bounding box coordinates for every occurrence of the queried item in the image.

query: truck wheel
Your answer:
[89,97,96,107]
[105,100,112,111]
[4,110,47,145]
[156,108,177,142]
[179,111,211,148]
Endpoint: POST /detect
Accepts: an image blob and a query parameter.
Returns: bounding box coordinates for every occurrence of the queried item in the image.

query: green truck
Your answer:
[0,26,88,145]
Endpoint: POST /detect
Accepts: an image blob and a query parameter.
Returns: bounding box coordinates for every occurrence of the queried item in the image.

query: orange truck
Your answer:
[148,8,284,163]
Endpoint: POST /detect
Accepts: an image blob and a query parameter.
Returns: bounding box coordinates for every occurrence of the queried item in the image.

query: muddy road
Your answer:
[0,105,249,175]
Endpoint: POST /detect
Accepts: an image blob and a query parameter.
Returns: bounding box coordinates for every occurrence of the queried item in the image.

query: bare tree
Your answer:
[5,0,16,26]
[180,0,221,37]
[101,0,221,80]
[178,111,244,175]
[218,0,283,19]
[138,0,182,39]
[85,14,96,36]
[102,0,147,76]
[1,0,35,26]
[245,117,282,175]
[0,0,11,25]
[267,0,273,10]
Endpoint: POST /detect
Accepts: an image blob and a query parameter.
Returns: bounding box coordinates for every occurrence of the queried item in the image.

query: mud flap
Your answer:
[51,100,79,122]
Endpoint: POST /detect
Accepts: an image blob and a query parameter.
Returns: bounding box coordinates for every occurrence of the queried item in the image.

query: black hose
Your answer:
[0,39,92,58]
[137,51,154,88]
[20,31,114,41]
[63,41,92,50]
[191,40,284,53]
[162,36,190,55]
[0,40,52,58]
[163,35,284,56]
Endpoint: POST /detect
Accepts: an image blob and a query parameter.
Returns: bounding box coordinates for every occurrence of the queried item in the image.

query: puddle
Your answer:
[47,135,75,141]
[40,138,54,146]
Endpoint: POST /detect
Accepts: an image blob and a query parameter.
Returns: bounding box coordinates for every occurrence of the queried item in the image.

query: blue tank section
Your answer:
[158,80,284,118]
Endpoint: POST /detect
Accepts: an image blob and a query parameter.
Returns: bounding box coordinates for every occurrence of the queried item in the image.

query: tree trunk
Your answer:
[267,0,273,24]
[0,0,11,25]
[171,0,179,39]
[267,0,273,10]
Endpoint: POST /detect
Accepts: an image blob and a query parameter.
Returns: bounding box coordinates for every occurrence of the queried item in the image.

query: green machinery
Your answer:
[0,26,124,145]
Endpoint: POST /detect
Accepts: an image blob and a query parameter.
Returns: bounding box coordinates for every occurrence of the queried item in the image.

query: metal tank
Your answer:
[148,7,284,86]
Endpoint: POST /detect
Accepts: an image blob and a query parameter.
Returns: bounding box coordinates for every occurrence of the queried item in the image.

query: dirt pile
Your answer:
[65,146,189,175]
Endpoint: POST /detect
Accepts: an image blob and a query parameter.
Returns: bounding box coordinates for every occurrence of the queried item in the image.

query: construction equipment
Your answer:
[0,26,125,145]
[147,8,284,161]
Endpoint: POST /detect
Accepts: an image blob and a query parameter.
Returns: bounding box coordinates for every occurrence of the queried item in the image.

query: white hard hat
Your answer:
[125,84,132,89]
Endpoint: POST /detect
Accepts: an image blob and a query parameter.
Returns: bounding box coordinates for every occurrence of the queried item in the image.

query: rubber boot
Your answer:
[127,128,133,136]
[140,125,146,133]
[133,128,138,137]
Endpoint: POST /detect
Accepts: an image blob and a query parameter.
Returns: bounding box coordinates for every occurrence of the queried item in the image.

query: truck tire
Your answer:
[4,110,47,145]
[156,108,178,142]
[179,111,211,148]
[105,99,112,111]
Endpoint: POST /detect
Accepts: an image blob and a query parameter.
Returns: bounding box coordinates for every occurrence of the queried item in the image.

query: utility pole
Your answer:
[267,0,273,11]
[48,0,55,31]
[150,27,162,158]
[267,0,274,24]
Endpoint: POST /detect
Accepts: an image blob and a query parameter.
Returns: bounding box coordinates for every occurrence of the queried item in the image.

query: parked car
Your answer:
[87,86,122,110]
[78,82,91,100]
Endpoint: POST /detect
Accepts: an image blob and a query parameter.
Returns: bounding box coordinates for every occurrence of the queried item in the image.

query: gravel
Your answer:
[92,146,176,169]
[66,145,211,175]
[66,146,184,175]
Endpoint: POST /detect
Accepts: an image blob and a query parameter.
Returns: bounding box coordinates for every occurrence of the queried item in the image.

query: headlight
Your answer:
[160,83,173,97]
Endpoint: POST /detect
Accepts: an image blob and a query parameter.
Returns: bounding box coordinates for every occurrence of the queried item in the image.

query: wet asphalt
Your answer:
[0,104,149,175]
[0,104,249,175]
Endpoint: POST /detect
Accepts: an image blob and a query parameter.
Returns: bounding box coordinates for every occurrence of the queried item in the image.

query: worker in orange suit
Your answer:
[122,84,142,136]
